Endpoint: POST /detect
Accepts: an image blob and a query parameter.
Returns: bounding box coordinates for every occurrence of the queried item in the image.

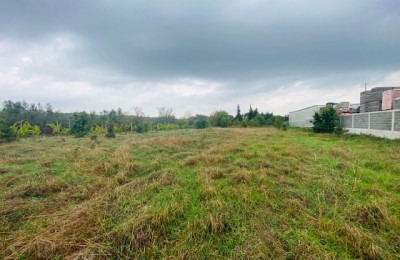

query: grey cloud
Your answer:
[1,0,399,83]
[0,0,399,115]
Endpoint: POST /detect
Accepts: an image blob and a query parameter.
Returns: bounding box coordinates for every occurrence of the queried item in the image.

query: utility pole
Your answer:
[365,82,367,91]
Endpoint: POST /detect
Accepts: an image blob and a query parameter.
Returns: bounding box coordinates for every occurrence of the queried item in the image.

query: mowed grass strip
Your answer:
[0,128,399,259]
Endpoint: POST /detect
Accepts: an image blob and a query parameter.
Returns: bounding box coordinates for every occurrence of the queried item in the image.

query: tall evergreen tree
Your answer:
[235,104,243,122]
[248,105,254,120]
[254,108,259,117]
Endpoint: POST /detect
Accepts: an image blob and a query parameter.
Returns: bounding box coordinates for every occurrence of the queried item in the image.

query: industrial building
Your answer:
[288,86,400,139]
[395,98,400,110]
[360,87,400,112]
[288,102,357,127]
[382,89,400,110]
[288,105,325,127]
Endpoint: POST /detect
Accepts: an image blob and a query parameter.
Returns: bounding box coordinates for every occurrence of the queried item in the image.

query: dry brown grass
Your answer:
[6,201,110,259]
[1,128,399,259]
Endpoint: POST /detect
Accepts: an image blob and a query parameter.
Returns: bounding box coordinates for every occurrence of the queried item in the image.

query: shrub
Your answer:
[195,117,209,129]
[113,124,122,133]
[156,123,179,131]
[0,121,16,141]
[210,111,231,128]
[70,112,91,137]
[334,126,348,136]
[312,105,338,133]
[241,117,249,128]
[61,127,70,136]
[105,125,116,138]
[31,125,41,136]
[249,114,266,127]
[91,125,104,135]
[16,122,32,137]
[136,121,151,133]
[272,116,285,129]
[48,123,62,136]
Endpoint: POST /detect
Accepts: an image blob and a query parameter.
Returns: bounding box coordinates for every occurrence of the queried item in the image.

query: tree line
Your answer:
[0,100,288,141]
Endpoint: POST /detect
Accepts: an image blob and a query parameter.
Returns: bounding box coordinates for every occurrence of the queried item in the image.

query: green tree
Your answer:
[241,117,249,127]
[194,116,209,129]
[156,107,176,125]
[272,116,285,129]
[136,121,151,133]
[70,112,91,137]
[263,112,274,124]
[105,110,117,138]
[210,111,231,128]
[250,114,266,127]
[312,105,338,133]
[235,105,243,122]
[247,105,255,120]
[0,120,16,142]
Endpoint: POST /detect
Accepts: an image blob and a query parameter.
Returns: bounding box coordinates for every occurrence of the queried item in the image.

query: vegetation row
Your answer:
[0,101,289,141]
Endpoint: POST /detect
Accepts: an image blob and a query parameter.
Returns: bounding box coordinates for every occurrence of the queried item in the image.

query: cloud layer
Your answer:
[1,0,399,116]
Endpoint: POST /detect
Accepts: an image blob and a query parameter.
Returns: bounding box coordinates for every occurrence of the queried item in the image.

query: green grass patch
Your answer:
[0,128,399,258]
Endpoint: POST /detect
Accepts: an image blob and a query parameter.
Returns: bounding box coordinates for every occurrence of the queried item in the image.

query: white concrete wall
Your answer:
[340,109,400,139]
[345,128,400,140]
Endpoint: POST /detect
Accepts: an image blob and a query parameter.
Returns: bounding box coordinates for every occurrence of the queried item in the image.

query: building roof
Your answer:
[289,105,325,114]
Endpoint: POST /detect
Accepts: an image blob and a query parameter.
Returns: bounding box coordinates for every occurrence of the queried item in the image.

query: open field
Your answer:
[1,128,400,259]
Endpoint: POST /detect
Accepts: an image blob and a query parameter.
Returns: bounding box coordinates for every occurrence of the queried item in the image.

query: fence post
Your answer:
[392,110,395,131]
[368,112,371,129]
[352,115,354,128]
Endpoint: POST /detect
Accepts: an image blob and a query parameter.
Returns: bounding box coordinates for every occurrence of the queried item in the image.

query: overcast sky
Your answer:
[1,0,399,116]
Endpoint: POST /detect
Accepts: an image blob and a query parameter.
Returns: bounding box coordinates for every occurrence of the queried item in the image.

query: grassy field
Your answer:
[1,128,399,259]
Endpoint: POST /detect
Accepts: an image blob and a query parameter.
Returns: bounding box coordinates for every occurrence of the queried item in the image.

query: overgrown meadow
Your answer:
[1,128,399,259]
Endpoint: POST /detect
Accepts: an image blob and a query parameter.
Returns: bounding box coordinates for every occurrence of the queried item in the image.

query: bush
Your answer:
[16,122,32,137]
[156,123,179,131]
[209,111,231,128]
[105,124,116,138]
[241,117,249,128]
[0,121,16,142]
[272,116,285,129]
[333,126,348,136]
[195,117,209,129]
[31,125,41,136]
[312,105,338,133]
[48,123,62,136]
[136,121,151,133]
[249,114,266,127]
[91,125,104,135]
[61,127,70,135]
[71,112,91,137]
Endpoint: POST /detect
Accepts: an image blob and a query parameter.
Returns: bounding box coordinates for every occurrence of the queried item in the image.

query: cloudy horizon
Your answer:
[1,0,399,117]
